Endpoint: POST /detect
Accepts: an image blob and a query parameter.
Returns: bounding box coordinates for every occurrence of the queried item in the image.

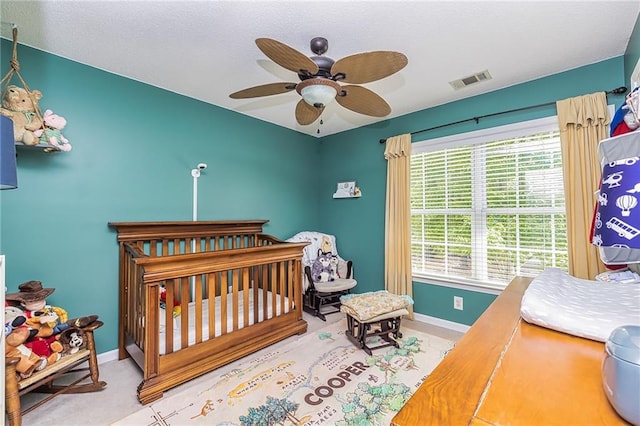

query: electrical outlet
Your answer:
[454,296,464,310]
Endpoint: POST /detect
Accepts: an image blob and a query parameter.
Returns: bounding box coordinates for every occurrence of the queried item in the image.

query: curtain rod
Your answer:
[379,86,628,144]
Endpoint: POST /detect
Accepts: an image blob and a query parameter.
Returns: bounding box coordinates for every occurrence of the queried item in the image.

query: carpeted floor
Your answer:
[16,312,463,425]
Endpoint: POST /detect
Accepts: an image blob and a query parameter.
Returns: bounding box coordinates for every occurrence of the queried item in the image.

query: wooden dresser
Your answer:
[391,276,629,425]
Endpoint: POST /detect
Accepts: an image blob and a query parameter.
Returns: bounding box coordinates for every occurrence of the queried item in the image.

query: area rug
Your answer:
[113,320,454,426]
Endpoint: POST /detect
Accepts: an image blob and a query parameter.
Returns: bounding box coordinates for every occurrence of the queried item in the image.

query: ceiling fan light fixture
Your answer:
[297,78,340,108]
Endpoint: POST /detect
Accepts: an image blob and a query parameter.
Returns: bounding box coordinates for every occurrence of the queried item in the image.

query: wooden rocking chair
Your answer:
[4,320,107,426]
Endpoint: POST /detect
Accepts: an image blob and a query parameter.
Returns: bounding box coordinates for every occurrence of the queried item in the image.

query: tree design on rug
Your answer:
[334,336,422,425]
[336,382,411,425]
[239,396,301,426]
[318,331,335,341]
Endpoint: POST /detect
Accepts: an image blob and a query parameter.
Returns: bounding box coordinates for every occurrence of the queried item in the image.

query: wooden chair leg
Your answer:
[5,357,22,426]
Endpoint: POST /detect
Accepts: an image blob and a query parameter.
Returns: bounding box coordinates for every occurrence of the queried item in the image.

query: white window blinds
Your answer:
[410,124,568,288]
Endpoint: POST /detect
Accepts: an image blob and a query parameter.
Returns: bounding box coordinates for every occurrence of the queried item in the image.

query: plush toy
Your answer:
[4,303,35,344]
[0,85,43,145]
[7,281,100,342]
[24,335,63,366]
[5,303,26,332]
[58,327,85,355]
[7,281,66,337]
[66,315,99,328]
[160,284,181,318]
[4,325,47,378]
[311,250,334,282]
[329,254,340,280]
[320,235,333,254]
[34,109,72,152]
[5,280,69,338]
[611,87,640,137]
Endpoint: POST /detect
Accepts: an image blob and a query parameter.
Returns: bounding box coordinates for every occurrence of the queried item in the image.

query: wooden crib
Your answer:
[109,220,308,404]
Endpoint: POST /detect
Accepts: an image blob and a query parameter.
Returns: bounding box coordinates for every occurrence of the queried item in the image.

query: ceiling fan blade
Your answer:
[295,99,323,125]
[331,51,408,84]
[256,38,319,75]
[336,85,391,117]
[229,82,297,99]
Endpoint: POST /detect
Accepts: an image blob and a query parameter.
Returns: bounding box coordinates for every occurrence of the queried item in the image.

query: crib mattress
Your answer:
[520,268,640,342]
[159,289,290,354]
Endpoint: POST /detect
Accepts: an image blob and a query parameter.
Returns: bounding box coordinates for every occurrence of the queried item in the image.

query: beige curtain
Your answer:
[384,134,413,317]
[556,92,610,279]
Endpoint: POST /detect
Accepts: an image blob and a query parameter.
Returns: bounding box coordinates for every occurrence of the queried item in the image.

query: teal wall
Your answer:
[624,13,640,86]
[0,39,631,352]
[318,57,627,326]
[0,40,320,352]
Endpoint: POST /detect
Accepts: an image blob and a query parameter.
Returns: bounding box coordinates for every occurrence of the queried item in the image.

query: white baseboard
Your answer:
[97,349,119,365]
[413,312,470,333]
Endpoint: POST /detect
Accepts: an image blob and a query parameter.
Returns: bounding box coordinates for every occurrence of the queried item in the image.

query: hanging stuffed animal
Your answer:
[0,85,43,145]
[34,109,72,152]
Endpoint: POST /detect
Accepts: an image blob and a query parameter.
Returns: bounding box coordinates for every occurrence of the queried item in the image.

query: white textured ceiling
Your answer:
[1,1,639,137]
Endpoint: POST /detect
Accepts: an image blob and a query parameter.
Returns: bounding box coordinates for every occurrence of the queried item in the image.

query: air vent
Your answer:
[449,70,492,90]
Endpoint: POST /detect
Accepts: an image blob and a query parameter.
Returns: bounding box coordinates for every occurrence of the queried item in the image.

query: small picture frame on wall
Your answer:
[333,181,360,198]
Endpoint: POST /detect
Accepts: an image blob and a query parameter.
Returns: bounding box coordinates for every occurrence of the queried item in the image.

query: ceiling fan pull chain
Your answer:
[317,114,324,134]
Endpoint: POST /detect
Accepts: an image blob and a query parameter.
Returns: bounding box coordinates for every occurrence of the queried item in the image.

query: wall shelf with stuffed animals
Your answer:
[0,26,72,154]
[333,181,362,198]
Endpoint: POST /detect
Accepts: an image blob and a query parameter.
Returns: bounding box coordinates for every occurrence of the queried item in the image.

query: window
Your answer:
[410,116,568,289]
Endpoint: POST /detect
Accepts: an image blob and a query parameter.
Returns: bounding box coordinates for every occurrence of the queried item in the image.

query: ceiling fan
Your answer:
[229,37,408,126]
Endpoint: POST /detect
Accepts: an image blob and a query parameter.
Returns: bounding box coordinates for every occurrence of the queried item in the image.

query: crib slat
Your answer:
[279,262,285,316]
[194,274,203,344]
[287,261,295,310]
[271,263,277,317]
[207,272,216,339]
[252,266,259,324]
[180,277,189,349]
[221,273,228,335]
[165,280,175,354]
[232,269,239,331]
[243,267,250,328]
[261,264,269,320]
